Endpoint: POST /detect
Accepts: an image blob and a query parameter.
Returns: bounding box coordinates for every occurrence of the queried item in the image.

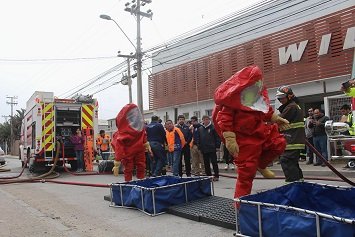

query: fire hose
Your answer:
[220,140,355,186]
[60,143,111,176]
[0,156,29,179]
[0,142,62,185]
[0,142,113,187]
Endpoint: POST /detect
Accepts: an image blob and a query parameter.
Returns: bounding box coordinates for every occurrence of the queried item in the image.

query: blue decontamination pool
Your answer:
[236,182,355,237]
[110,176,213,216]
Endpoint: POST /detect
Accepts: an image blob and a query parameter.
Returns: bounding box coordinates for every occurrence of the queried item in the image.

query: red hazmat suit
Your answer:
[111,104,147,181]
[212,65,286,198]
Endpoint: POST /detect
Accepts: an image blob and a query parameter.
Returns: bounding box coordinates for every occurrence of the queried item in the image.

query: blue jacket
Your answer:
[176,123,192,145]
[191,123,201,146]
[146,121,167,145]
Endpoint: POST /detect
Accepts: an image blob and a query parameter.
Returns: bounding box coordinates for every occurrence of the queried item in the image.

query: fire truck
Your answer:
[20,91,99,172]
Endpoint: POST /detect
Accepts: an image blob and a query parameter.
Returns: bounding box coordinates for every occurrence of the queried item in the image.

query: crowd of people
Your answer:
[145,114,221,181]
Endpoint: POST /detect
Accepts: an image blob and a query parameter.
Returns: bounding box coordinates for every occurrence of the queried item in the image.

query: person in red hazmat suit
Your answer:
[111,103,152,181]
[212,65,290,199]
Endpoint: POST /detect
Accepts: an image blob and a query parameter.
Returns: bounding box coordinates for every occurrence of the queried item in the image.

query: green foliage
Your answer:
[0,108,25,146]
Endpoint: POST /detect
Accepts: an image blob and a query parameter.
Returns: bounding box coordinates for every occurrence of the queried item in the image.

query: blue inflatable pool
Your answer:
[236,182,355,237]
[110,176,213,216]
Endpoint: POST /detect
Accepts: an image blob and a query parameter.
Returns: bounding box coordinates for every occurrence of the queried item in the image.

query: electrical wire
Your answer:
[145,0,343,69]
[0,56,118,62]
[144,0,279,54]
[150,0,334,62]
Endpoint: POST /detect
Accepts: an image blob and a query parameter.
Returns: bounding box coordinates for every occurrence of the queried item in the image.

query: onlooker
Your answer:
[70,128,85,172]
[308,108,329,166]
[340,104,353,135]
[189,116,205,175]
[276,86,305,182]
[198,115,220,181]
[176,115,192,177]
[165,120,186,176]
[305,108,315,164]
[146,115,167,176]
[96,130,111,160]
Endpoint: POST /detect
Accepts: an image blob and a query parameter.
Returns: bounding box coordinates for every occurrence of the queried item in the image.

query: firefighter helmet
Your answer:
[276,86,294,100]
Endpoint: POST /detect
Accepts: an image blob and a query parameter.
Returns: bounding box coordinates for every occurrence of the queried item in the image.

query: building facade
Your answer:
[149,0,355,122]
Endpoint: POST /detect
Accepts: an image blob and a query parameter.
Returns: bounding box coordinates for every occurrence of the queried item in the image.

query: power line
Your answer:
[0,55,118,63]
[60,60,127,98]
[146,0,339,68]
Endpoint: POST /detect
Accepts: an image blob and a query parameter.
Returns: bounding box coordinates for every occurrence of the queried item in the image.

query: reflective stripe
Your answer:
[286,144,305,150]
[347,113,355,135]
[289,122,304,129]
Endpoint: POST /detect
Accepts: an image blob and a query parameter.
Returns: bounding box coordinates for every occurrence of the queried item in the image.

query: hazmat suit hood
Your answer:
[112,103,146,160]
[214,65,271,113]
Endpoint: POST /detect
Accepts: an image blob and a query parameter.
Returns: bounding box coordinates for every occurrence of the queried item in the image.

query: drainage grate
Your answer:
[167,196,236,230]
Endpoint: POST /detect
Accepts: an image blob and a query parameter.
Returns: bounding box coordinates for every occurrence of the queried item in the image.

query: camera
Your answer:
[342,81,351,89]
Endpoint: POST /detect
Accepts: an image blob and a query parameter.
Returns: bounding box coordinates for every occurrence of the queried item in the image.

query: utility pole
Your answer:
[2,115,10,122]
[6,96,18,154]
[124,0,153,114]
[118,53,136,103]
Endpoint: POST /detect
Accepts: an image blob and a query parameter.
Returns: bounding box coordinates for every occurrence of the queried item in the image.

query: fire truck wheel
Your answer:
[69,161,78,171]
[348,160,355,168]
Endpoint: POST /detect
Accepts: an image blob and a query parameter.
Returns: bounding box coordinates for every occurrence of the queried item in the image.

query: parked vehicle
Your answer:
[20,91,99,172]
[0,147,5,165]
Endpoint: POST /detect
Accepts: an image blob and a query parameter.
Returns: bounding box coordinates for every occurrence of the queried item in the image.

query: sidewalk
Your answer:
[218,160,355,178]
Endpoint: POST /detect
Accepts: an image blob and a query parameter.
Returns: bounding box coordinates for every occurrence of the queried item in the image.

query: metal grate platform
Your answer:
[167,196,236,230]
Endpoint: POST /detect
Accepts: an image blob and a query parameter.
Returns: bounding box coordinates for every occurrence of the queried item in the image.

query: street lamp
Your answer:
[100,14,136,104]
[99,14,136,50]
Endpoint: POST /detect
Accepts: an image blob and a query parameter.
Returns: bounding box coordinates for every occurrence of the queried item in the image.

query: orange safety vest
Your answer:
[166,127,186,152]
[96,134,111,151]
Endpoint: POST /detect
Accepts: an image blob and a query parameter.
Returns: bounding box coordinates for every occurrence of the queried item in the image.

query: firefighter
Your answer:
[276,86,305,182]
[111,104,152,181]
[96,130,111,160]
[212,65,289,199]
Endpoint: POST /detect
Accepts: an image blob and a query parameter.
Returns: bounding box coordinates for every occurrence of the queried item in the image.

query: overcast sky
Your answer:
[0,0,261,121]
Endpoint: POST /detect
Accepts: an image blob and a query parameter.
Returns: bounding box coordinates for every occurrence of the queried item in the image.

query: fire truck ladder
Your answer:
[42,103,55,160]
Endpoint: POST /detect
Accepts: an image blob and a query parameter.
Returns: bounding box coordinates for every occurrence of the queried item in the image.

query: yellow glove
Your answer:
[222,131,239,157]
[144,142,153,157]
[271,113,291,131]
[112,160,121,176]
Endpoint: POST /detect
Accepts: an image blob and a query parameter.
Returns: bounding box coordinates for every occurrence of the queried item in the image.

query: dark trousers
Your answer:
[179,145,191,177]
[202,151,219,178]
[223,144,233,165]
[280,149,304,182]
[150,141,166,176]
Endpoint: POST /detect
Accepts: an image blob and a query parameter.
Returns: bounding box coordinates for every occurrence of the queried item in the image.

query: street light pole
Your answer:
[136,0,143,113]
[125,0,153,114]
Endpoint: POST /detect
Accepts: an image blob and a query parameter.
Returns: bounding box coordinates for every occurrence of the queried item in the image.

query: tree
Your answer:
[0,108,25,151]
[12,108,25,140]
[0,122,10,152]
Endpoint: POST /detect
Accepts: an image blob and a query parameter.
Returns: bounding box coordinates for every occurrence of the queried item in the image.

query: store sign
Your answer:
[279,26,355,65]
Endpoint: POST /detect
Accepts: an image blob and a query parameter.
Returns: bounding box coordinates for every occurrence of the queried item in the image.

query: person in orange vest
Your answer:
[96,130,111,160]
[165,119,186,176]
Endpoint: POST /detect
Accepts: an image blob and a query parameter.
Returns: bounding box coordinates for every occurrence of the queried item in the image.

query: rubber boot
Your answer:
[258,168,275,179]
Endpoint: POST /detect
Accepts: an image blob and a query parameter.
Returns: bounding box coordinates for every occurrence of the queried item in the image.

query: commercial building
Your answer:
[149,0,355,122]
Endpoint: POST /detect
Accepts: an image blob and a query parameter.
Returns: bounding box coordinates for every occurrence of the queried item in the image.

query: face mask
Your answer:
[126,107,144,132]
